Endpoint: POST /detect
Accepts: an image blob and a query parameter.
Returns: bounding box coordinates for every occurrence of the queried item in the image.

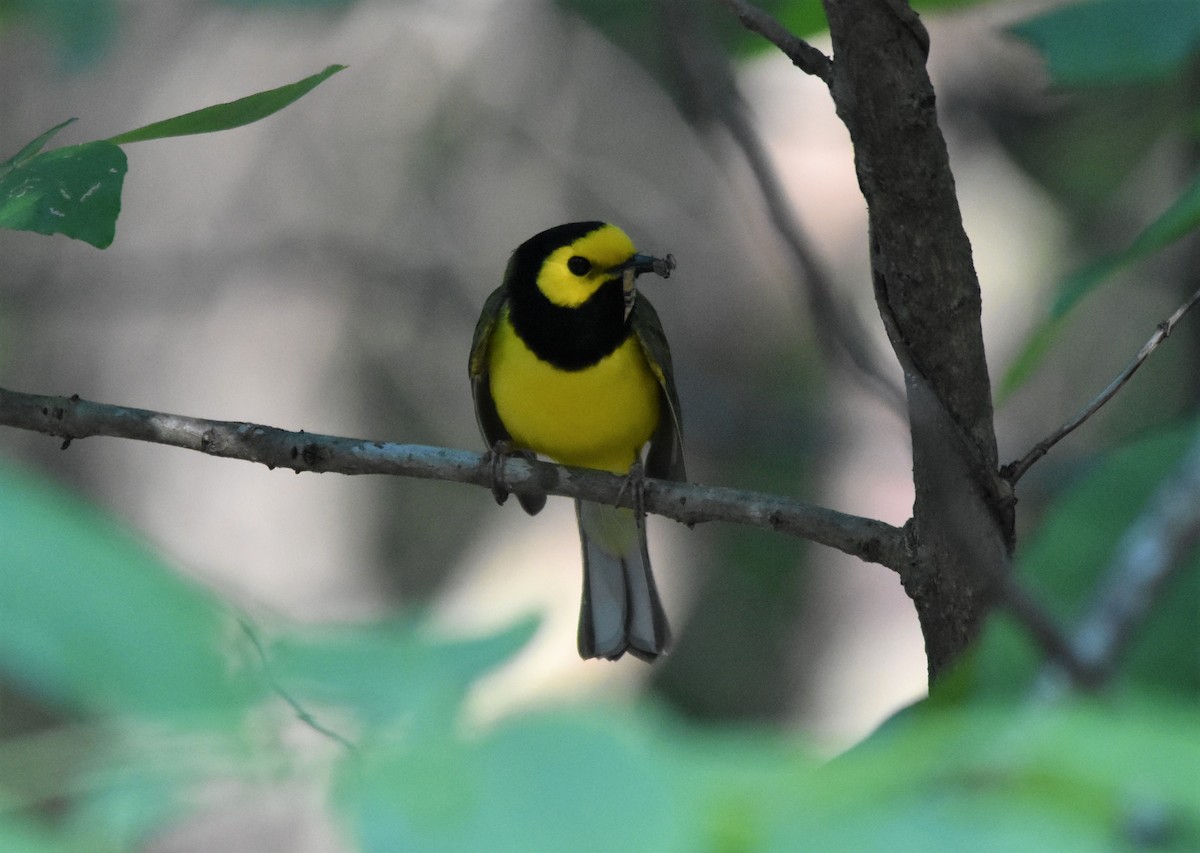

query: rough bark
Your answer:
[822,0,1014,679]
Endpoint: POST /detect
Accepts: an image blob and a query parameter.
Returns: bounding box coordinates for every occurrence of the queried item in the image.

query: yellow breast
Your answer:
[488,313,660,473]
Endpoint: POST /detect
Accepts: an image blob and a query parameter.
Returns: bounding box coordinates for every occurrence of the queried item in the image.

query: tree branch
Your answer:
[660,0,904,413]
[997,576,1101,689]
[0,386,907,570]
[720,103,906,413]
[819,0,1008,680]
[722,0,1008,681]
[1003,285,1200,486]
[718,0,833,84]
[1037,422,1200,695]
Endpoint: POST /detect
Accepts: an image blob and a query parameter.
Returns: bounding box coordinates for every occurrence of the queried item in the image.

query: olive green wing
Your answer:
[469,284,512,451]
[469,284,546,516]
[632,294,686,482]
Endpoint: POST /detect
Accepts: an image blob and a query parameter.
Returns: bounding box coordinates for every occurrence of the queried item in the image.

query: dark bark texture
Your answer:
[823,0,1014,679]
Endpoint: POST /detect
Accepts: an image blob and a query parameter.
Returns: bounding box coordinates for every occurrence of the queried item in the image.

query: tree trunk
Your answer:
[823,0,1014,680]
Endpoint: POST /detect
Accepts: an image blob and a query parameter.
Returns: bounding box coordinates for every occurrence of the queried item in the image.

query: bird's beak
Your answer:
[610,253,676,321]
[610,253,676,280]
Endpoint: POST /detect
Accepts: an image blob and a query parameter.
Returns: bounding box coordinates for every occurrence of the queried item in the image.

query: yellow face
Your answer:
[534,223,637,308]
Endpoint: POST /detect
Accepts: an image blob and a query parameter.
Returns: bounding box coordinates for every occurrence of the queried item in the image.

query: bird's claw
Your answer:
[616,459,647,527]
[486,440,515,506]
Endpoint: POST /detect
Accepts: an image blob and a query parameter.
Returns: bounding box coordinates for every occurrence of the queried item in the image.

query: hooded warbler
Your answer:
[469,221,684,661]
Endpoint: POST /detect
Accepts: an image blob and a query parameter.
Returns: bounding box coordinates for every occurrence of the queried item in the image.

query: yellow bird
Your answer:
[469,221,684,661]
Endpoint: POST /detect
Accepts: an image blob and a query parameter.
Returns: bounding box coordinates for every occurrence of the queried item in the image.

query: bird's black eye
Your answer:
[567,255,591,276]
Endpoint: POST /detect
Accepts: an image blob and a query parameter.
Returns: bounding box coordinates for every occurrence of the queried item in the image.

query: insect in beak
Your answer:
[610,253,676,321]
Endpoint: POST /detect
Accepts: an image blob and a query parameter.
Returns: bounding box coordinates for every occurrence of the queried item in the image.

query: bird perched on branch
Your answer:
[469,221,684,661]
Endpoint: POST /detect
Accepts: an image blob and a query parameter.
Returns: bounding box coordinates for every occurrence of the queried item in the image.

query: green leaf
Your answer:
[0,817,80,853]
[0,141,126,247]
[106,64,346,145]
[469,714,680,850]
[0,0,120,70]
[992,84,1184,214]
[268,615,539,728]
[0,66,345,246]
[0,460,259,722]
[999,169,1200,396]
[338,710,689,853]
[1011,0,1200,86]
[971,421,1200,696]
[1055,171,1200,318]
[0,118,77,174]
[830,701,1200,851]
[332,694,1200,852]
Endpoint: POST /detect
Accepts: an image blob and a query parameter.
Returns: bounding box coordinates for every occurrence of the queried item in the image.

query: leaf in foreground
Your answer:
[0,461,259,722]
[106,64,346,145]
[0,142,126,248]
[1011,0,1200,86]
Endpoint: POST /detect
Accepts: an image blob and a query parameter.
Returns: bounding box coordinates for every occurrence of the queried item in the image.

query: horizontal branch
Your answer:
[0,386,907,570]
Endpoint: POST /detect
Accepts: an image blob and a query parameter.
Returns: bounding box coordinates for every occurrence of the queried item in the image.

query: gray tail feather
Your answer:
[575,500,670,662]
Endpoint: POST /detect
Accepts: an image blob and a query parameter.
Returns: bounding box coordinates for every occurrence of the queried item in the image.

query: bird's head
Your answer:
[511,221,674,320]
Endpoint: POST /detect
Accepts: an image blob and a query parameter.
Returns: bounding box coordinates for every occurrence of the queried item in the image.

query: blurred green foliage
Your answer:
[1002,169,1200,396]
[0,461,261,722]
[559,0,990,61]
[269,616,539,731]
[0,0,117,70]
[1002,0,1200,396]
[0,0,354,69]
[0,452,1195,849]
[1,1,1199,850]
[971,419,1200,699]
[1010,0,1200,86]
[556,0,988,122]
[218,0,356,8]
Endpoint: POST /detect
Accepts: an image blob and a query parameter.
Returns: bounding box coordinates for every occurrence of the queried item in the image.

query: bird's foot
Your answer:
[616,459,647,529]
[485,441,547,515]
[485,440,516,506]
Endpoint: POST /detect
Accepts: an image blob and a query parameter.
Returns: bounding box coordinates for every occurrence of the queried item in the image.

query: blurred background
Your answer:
[1,0,1197,847]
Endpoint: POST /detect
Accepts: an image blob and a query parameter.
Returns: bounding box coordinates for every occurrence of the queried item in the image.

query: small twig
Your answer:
[718,0,833,84]
[1037,423,1200,696]
[1003,286,1200,485]
[0,386,908,571]
[721,100,907,414]
[999,576,1101,689]
[239,618,357,752]
[675,0,904,413]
